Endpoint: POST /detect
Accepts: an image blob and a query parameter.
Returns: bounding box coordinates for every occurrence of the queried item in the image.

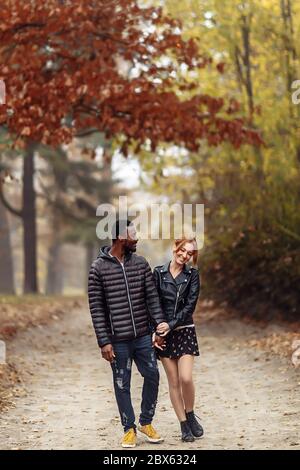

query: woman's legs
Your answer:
[160,357,186,422]
[178,354,204,438]
[178,354,195,413]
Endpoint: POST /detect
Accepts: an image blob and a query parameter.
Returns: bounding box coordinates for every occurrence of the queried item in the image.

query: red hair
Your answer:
[173,237,198,266]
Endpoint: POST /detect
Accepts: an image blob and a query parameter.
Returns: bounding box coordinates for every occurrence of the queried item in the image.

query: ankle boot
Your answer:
[186,410,204,438]
[180,420,195,442]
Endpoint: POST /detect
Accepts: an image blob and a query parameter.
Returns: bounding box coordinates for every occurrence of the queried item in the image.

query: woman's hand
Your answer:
[156,322,170,336]
[152,332,166,350]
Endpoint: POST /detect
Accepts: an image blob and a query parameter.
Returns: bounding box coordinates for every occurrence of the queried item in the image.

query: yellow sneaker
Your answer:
[138,424,164,443]
[121,428,137,448]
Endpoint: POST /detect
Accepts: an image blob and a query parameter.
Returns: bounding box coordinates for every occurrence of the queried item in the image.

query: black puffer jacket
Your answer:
[88,246,165,347]
[153,261,200,331]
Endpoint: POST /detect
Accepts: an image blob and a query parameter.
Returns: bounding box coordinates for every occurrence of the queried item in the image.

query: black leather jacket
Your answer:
[153,261,200,331]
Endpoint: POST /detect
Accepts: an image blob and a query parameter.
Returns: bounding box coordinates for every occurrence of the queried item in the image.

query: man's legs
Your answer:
[133,334,160,426]
[111,341,135,432]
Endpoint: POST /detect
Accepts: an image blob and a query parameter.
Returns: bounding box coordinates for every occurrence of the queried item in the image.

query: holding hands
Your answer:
[152,321,170,350]
[152,332,165,350]
[156,322,170,336]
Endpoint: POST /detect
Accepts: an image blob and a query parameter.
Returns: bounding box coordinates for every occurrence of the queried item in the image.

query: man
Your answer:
[88,219,167,448]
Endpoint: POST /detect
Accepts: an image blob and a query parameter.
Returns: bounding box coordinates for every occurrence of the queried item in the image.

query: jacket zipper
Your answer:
[119,261,137,338]
[173,284,182,318]
[109,312,115,335]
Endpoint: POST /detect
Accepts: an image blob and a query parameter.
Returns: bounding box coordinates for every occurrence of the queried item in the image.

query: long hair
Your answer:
[173,237,198,266]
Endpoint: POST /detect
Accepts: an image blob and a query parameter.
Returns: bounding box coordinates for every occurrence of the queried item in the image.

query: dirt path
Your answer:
[0,306,299,450]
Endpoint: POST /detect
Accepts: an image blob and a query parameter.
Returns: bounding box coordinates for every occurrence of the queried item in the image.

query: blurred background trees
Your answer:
[143,0,300,318]
[0,0,299,320]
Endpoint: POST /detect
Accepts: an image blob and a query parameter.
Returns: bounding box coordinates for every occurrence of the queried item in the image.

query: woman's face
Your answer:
[173,241,195,266]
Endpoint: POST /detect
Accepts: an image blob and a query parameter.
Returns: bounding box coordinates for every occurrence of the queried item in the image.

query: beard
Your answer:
[125,243,137,254]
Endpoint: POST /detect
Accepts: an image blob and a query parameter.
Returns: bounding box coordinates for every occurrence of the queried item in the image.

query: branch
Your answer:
[234,46,246,88]
[75,128,101,138]
[275,222,300,243]
[75,196,97,216]
[49,196,89,223]
[36,175,88,223]
[12,22,46,33]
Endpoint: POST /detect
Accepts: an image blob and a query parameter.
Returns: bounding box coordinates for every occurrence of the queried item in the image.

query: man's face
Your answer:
[121,224,138,253]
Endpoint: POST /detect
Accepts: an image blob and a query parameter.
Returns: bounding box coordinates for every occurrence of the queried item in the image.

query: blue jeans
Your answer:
[111,334,159,432]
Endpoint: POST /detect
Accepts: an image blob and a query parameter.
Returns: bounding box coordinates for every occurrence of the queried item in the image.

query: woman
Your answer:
[153,237,203,442]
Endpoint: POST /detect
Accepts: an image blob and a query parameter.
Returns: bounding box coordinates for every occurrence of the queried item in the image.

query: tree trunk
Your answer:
[280,0,298,118]
[237,14,264,186]
[0,202,15,294]
[240,14,254,116]
[46,235,63,295]
[85,241,100,289]
[23,142,38,293]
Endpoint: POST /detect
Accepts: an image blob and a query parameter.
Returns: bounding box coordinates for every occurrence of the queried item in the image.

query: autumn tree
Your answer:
[0,0,261,149]
[0,0,262,293]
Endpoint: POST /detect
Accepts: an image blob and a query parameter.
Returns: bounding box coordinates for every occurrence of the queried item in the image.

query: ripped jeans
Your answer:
[111,334,159,432]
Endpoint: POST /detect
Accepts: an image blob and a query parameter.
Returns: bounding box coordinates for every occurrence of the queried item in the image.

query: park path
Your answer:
[0,305,299,450]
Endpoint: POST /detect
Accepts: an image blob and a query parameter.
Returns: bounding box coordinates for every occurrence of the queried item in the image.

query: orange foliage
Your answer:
[0,0,263,151]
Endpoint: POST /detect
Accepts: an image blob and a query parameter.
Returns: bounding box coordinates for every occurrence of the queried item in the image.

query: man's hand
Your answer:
[152,332,166,350]
[156,322,170,337]
[101,344,115,362]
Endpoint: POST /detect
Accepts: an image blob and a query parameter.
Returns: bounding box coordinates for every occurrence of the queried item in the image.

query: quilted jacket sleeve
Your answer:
[88,261,112,348]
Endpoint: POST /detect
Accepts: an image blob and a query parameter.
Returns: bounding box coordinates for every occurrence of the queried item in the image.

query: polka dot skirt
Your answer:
[157,326,200,359]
